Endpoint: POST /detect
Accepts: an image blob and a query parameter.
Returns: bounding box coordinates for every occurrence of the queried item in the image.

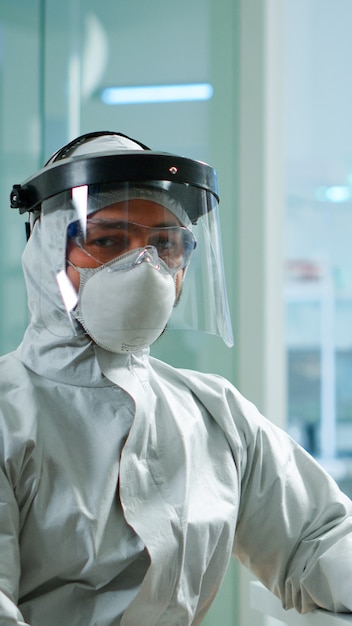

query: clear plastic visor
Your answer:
[43,182,233,347]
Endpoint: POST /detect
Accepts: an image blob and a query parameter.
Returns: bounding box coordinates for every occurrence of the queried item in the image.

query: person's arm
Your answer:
[0,465,30,625]
[232,399,352,614]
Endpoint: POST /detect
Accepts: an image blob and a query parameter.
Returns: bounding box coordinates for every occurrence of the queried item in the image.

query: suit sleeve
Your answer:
[0,465,31,625]
[231,395,352,614]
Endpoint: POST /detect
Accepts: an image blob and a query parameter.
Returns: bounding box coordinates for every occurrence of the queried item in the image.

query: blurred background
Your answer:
[1,1,351,624]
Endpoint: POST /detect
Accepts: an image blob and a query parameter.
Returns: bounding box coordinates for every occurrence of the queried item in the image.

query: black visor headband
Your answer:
[10,151,219,223]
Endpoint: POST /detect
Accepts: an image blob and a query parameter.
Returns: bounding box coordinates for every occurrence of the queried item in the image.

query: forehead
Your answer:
[90,199,181,227]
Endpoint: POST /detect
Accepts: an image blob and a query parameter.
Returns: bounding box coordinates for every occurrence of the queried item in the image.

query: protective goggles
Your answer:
[67,218,196,271]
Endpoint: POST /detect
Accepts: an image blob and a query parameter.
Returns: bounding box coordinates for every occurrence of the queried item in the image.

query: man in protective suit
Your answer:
[2,131,352,625]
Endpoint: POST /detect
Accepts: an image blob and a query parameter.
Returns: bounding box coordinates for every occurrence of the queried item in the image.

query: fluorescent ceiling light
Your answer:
[101,83,214,105]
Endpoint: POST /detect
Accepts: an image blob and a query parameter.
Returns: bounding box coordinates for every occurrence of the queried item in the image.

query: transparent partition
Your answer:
[33,0,237,379]
[0,2,42,352]
[0,1,239,624]
[285,0,352,496]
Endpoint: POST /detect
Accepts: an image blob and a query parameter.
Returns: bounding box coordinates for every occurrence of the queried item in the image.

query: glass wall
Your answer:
[0,0,238,378]
[0,1,42,352]
[0,1,239,624]
[285,0,352,497]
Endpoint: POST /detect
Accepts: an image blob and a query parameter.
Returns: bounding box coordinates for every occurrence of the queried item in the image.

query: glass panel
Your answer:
[43,0,237,379]
[0,3,239,624]
[285,0,352,496]
[44,0,213,158]
[0,1,41,353]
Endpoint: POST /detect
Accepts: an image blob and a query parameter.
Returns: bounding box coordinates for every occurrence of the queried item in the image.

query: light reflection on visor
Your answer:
[67,218,197,270]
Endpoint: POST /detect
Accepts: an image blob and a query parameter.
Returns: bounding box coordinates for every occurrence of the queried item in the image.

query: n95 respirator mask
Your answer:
[71,247,177,354]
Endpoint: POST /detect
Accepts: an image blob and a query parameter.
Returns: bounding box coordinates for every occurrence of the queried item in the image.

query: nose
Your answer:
[133,246,161,269]
[129,232,150,251]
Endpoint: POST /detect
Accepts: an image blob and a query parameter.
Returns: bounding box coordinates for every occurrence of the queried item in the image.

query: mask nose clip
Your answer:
[133,246,161,270]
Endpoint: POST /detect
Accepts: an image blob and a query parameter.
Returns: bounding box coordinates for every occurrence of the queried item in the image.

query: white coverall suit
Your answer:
[0,193,352,626]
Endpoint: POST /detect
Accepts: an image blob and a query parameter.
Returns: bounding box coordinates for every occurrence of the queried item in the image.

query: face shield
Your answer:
[11,132,234,349]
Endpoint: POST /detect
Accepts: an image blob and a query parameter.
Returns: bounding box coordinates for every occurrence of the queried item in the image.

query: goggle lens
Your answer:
[67,219,196,270]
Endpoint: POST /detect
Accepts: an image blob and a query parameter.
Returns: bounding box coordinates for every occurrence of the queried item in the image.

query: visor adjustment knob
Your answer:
[10,185,23,209]
[10,184,28,211]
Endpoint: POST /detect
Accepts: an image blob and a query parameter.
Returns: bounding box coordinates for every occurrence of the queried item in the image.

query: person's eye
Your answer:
[89,236,124,248]
[79,231,130,263]
[85,230,129,250]
[150,233,178,254]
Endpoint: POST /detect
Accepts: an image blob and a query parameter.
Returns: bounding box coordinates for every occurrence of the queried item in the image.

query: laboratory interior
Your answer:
[1,1,352,625]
